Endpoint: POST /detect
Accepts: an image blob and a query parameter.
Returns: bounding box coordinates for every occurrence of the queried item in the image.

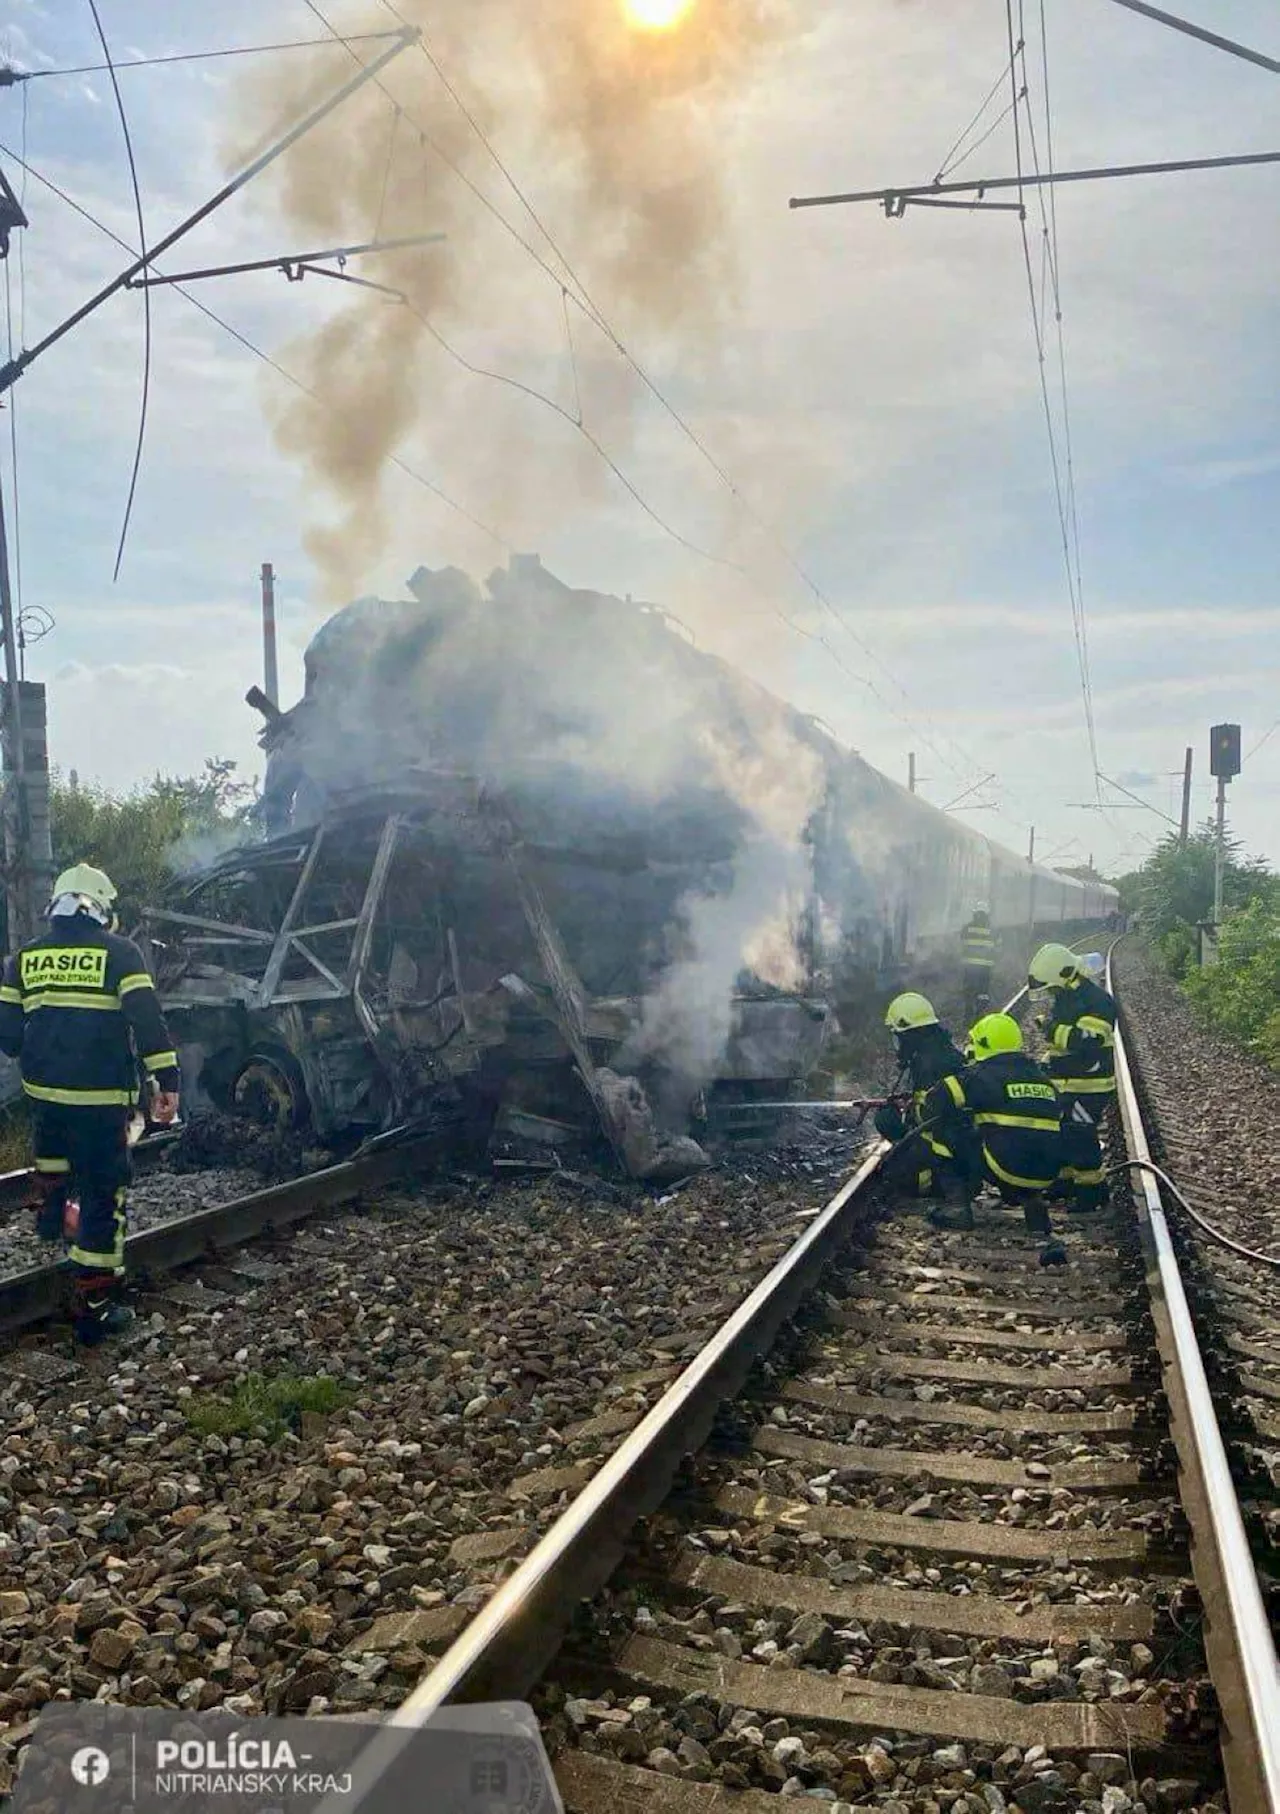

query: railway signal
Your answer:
[1209,722,1241,926]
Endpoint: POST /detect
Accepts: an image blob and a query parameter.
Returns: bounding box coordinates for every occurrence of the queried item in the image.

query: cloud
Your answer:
[5,0,1279,873]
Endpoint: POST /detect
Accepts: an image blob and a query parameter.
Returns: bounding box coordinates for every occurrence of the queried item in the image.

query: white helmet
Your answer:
[48,863,117,927]
[1028,942,1080,988]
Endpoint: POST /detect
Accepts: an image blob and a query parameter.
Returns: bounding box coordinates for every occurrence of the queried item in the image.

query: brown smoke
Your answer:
[236,0,798,597]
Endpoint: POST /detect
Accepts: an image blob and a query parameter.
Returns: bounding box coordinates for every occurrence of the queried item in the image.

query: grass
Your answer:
[184,1372,351,1443]
[0,1103,32,1172]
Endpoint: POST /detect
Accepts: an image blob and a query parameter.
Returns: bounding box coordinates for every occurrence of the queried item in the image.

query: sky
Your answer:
[0,0,1277,879]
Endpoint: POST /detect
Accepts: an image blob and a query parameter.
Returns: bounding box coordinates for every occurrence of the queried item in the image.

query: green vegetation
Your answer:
[1183,898,1280,1066]
[1117,821,1279,979]
[0,1103,31,1171]
[1120,821,1280,1065]
[51,757,255,926]
[184,1372,350,1442]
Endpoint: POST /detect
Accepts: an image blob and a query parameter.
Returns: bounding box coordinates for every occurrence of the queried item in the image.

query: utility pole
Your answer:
[1209,723,1241,925]
[0,481,29,944]
[1027,826,1037,940]
[0,28,418,939]
[907,752,916,794]
[1178,745,1193,847]
[261,563,279,708]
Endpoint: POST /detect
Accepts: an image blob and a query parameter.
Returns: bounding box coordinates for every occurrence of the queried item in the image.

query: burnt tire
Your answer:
[231,1047,310,1132]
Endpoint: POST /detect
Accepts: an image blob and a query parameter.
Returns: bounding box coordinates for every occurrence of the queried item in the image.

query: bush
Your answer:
[1183,898,1280,1065]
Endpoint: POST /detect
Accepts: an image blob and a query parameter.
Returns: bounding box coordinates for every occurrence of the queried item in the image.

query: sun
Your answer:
[623,0,695,31]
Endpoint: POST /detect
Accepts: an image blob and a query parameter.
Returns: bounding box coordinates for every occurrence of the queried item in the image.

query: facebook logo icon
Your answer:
[70,1747,111,1787]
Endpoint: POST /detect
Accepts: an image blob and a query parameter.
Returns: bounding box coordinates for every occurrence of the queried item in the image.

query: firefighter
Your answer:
[1028,942,1116,1213]
[923,1012,1067,1261]
[959,904,997,1022]
[875,993,967,1202]
[0,865,180,1345]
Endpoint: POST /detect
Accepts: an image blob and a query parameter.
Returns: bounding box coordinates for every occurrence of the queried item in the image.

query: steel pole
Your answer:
[0,471,29,944]
[1213,775,1226,923]
[1179,746,1193,847]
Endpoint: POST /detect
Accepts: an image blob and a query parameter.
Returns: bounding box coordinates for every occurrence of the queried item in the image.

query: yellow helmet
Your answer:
[1028,942,1080,988]
[885,991,938,1033]
[48,863,117,925]
[968,1012,1023,1060]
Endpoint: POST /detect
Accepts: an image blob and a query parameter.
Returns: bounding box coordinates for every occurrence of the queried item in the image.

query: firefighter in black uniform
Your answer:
[922,1011,1067,1261]
[875,993,967,1202]
[1028,942,1116,1213]
[959,905,997,1022]
[0,865,181,1344]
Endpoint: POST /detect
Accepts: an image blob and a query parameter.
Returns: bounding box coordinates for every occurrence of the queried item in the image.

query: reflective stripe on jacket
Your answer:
[0,917,180,1106]
[1044,975,1117,1097]
[961,920,997,964]
[928,1052,1063,1191]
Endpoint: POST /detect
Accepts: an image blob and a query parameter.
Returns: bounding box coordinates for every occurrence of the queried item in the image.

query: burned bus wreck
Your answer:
[142,777,831,1181]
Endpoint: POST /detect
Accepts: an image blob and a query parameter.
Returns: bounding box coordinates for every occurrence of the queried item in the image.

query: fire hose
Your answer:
[1107,1158,1280,1272]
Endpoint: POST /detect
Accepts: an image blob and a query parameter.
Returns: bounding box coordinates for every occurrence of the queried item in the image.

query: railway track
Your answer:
[0,1130,440,1338]
[327,950,1280,1814]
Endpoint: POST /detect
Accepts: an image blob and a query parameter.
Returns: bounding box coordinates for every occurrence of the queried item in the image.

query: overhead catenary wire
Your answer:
[1244,716,1280,762]
[0,138,513,555]
[1004,0,1102,806]
[932,49,1021,183]
[374,104,400,242]
[86,0,151,583]
[0,31,403,84]
[1025,1,1095,791]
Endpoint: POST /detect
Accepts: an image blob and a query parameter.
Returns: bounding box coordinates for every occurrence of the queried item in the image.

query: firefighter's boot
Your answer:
[73,1273,133,1348]
[34,1186,66,1243]
[1068,1183,1110,1215]
[1022,1197,1052,1239]
[929,1195,975,1232]
[1039,1238,1068,1268]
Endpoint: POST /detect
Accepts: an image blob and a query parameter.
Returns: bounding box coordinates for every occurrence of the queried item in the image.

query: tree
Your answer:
[50,759,255,929]
[1132,821,1277,975]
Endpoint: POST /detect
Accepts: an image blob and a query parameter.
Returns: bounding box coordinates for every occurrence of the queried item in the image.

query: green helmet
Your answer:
[48,863,117,924]
[1028,942,1080,988]
[885,991,938,1033]
[968,1012,1023,1060]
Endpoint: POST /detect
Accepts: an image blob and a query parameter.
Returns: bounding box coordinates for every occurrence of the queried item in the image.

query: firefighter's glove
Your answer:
[874,1103,907,1142]
[151,1092,181,1126]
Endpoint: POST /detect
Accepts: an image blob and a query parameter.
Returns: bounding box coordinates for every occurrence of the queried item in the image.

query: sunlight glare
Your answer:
[623,0,695,33]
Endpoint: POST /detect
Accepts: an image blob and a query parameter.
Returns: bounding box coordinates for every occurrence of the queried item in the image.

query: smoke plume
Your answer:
[237,0,798,596]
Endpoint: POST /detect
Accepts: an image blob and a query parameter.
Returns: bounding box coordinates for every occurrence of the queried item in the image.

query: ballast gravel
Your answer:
[1115,942,1280,1264]
[0,1143,861,1790]
[0,1167,264,1276]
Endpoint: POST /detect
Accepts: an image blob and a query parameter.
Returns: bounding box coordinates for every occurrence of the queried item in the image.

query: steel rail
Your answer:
[1108,946,1280,1813]
[325,1137,893,1809]
[0,1130,178,1218]
[0,1136,438,1336]
[327,963,1072,1808]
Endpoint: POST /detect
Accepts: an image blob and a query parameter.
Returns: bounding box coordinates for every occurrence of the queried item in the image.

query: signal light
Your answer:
[1209,723,1241,781]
